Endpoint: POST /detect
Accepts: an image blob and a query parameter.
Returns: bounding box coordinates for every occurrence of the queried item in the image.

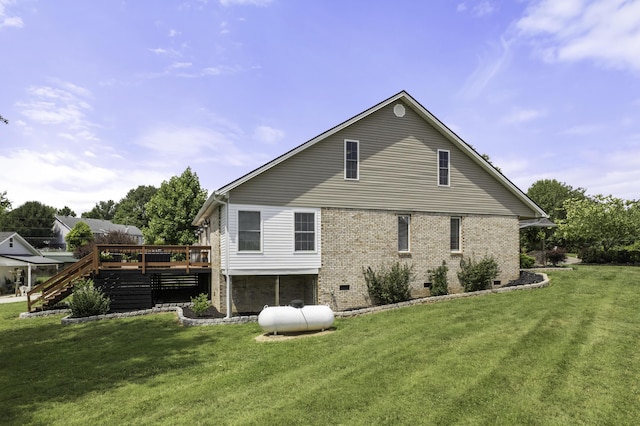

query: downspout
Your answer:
[213,193,232,319]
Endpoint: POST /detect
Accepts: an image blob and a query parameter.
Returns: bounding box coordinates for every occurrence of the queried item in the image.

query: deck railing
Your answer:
[94,244,211,274]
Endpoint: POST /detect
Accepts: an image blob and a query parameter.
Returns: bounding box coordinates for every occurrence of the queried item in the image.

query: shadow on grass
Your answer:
[0,310,221,424]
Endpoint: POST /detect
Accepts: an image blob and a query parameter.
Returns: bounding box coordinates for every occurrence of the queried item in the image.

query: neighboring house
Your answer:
[0,232,63,293]
[51,216,144,250]
[193,91,547,315]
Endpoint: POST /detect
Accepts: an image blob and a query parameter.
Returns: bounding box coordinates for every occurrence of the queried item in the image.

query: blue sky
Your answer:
[2,0,640,215]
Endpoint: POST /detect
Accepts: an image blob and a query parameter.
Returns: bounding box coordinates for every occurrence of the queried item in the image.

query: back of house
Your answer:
[194,91,545,315]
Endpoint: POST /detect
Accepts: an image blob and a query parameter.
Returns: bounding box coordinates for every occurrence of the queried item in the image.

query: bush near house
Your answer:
[428,261,449,296]
[68,278,111,317]
[520,252,536,269]
[190,293,210,317]
[458,256,500,292]
[363,262,413,305]
[546,247,568,266]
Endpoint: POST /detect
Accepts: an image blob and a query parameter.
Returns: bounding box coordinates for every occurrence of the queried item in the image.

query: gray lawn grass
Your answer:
[1,265,639,425]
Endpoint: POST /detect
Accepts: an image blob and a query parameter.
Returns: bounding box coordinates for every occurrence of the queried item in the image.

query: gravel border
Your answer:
[19,272,549,325]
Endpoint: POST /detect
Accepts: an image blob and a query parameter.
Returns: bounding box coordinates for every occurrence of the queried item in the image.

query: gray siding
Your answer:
[230,101,537,217]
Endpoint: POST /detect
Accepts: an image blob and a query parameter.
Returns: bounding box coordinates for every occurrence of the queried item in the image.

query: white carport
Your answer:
[0,255,63,290]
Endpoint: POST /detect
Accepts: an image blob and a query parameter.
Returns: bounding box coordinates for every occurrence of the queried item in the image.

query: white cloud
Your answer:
[219,0,272,6]
[473,1,497,17]
[459,37,512,99]
[517,0,640,72]
[560,124,602,135]
[16,83,99,143]
[149,47,181,57]
[505,143,640,201]
[253,125,285,144]
[0,0,23,29]
[1,15,22,28]
[168,29,180,37]
[169,62,193,69]
[456,1,497,17]
[503,108,545,124]
[133,126,260,167]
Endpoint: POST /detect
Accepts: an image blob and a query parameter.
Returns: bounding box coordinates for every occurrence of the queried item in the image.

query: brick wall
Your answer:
[317,207,519,311]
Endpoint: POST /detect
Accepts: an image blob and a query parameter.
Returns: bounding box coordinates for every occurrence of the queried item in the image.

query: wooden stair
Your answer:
[27,254,96,312]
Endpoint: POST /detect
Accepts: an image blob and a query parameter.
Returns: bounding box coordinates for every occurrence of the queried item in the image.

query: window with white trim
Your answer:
[398,215,410,252]
[345,139,359,180]
[238,211,261,251]
[294,212,315,252]
[438,149,450,186]
[450,216,461,252]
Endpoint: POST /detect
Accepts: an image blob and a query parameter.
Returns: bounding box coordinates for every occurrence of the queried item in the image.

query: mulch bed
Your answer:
[504,270,545,287]
[181,305,226,319]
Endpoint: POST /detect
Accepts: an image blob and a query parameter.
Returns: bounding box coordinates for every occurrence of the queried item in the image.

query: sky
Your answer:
[2,0,640,215]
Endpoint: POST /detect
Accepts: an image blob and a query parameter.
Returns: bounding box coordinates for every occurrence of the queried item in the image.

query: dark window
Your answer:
[438,150,450,186]
[450,217,461,252]
[345,140,359,180]
[294,212,315,251]
[398,215,410,252]
[238,211,261,251]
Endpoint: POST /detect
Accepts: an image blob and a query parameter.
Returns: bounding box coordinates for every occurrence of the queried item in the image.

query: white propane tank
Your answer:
[258,304,334,334]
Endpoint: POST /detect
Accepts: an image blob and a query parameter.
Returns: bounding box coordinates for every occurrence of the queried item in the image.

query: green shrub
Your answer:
[578,246,640,264]
[68,279,111,317]
[546,247,567,266]
[428,261,449,296]
[190,293,210,317]
[520,252,535,269]
[458,256,500,292]
[363,262,413,305]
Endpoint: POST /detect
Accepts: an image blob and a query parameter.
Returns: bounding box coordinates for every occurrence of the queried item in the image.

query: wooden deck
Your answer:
[27,244,211,312]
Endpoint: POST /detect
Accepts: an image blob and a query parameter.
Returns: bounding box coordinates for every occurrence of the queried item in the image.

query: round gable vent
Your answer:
[393,103,406,117]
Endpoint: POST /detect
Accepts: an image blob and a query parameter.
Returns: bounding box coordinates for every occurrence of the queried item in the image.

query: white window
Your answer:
[294,212,315,252]
[345,139,359,180]
[450,217,461,252]
[238,211,261,251]
[398,215,410,252]
[438,149,450,186]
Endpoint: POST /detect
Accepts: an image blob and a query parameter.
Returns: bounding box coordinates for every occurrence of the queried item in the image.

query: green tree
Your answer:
[0,191,11,214]
[527,179,586,221]
[557,195,640,252]
[112,185,158,229]
[0,201,56,248]
[82,200,118,220]
[57,206,76,217]
[74,229,137,259]
[143,167,208,245]
[65,221,94,252]
[522,179,587,251]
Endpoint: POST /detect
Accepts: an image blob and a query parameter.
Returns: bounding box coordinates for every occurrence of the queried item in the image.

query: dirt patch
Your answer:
[255,328,335,342]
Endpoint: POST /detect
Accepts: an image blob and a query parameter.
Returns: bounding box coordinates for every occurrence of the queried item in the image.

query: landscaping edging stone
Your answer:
[20,273,549,325]
[334,272,550,319]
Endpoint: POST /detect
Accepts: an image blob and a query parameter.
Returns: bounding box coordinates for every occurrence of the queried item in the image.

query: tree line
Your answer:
[522,179,640,263]
[0,167,207,249]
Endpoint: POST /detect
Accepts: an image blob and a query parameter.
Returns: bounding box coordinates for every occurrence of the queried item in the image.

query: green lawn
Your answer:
[1,265,639,425]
